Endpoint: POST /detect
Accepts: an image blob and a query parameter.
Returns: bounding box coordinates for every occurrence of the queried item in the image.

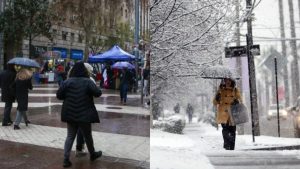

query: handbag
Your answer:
[230,101,249,125]
[229,88,249,125]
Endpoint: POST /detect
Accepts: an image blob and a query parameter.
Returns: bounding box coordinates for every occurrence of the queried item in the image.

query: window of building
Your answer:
[78,34,83,43]
[62,31,68,40]
[125,9,128,18]
[121,7,123,16]
[70,33,75,42]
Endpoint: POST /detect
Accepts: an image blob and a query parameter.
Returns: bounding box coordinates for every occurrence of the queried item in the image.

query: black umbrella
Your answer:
[8,57,40,68]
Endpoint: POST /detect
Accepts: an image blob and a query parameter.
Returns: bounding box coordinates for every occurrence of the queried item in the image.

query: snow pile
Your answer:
[153,114,186,134]
[150,129,214,169]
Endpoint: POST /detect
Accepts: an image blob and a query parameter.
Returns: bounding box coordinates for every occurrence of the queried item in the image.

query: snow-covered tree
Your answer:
[150,0,238,115]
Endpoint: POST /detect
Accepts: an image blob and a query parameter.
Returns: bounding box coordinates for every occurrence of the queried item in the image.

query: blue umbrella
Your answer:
[112,61,135,69]
[8,57,40,68]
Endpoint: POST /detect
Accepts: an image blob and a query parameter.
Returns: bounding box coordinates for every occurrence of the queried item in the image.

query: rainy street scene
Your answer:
[150,0,300,169]
[0,0,150,169]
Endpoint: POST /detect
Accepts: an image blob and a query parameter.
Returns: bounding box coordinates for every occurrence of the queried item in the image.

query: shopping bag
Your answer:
[230,102,249,125]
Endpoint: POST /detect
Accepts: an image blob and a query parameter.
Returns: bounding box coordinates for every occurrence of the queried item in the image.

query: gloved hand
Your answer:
[215,93,221,102]
[232,99,239,105]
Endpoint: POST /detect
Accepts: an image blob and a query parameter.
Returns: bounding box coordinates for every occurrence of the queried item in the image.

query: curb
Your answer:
[249,145,300,151]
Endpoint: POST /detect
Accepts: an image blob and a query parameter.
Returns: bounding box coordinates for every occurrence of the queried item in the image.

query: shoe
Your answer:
[63,159,72,168]
[25,120,31,126]
[75,150,87,157]
[14,125,20,130]
[2,122,12,126]
[90,151,102,161]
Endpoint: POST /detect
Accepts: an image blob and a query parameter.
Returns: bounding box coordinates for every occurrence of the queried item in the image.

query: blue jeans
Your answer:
[2,102,13,124]
[120,83,128,103]
[14,110,28,126]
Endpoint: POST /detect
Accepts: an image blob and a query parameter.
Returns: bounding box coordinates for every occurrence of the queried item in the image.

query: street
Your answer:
[207,150,300,169]
[0,83,150,169]
[243,115,296,138]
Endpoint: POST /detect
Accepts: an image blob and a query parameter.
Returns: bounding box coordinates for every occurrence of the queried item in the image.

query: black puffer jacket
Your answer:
[0,70,16,103]
[56,77,102,123]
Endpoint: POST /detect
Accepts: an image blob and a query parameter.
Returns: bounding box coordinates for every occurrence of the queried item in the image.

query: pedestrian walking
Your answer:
[13,68,33,130]
[56,62,102,168]
[55,63,66,87]
[213,78,242,150]
[186,103,194,123]
[73,63,97,157]
[0,64,16,126]
[143,66,150,97]
[120,67,131,105]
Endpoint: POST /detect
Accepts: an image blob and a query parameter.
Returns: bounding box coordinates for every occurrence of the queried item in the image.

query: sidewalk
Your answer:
[0,83,150,169]
[151,121,300,169]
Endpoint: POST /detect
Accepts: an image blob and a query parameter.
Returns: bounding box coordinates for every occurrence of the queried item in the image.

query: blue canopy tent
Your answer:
[88,45,135,63]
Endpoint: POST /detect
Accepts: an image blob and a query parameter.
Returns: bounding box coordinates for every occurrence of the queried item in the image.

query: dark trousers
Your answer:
[76,129,85,151]
[120,83,128,102]
[221,123,236,150]
[64,122,95,160]
[2,102,13,124]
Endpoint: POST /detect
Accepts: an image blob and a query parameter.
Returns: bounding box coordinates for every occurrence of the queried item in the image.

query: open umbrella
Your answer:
[201,65,240,79]
[111,61,135,69]
[8,57,40,68]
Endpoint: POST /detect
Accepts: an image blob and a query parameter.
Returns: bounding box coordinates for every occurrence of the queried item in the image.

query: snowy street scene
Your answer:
[150,0,300,168]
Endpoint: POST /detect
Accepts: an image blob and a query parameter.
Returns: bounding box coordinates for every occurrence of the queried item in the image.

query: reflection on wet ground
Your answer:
[6,105,150,137]
[0,140,148,169]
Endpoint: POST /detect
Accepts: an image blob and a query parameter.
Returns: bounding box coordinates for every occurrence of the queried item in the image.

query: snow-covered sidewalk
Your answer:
[150,122,300,169]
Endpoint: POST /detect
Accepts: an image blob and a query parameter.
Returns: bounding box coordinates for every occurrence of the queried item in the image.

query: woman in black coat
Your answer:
[56,62,102,168]
[13,68,33,130]
[0,64,16,126]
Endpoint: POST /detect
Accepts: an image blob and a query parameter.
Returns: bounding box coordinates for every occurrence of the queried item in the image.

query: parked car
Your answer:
[267,104,288,120]
[287,97,300,138]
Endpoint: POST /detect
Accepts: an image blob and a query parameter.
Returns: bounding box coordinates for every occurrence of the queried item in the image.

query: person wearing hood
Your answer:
[0,64,17,126]
[213,78,242,150]
[13,68,33,130]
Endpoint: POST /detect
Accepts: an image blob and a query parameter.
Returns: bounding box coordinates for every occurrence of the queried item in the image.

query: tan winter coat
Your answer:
[213,87,242,125]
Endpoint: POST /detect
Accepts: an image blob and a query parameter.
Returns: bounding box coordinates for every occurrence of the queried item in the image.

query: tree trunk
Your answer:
[278,0,289,107]
[288,0,300,104]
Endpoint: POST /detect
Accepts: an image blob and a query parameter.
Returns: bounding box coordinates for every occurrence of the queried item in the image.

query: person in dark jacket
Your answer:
[56,62,102,168]
[120,67,131,105]
[0,64,16,126]
[13,68,33,130]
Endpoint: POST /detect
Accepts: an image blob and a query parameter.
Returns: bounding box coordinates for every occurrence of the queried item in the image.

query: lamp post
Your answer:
[134,0,139,93]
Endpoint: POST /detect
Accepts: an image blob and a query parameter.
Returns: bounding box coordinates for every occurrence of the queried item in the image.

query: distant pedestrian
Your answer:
[0,64,16,126]
[213,78,242,150]
[186,103,194,123]
[120,67,131,105]
[56,62,102,168]
[13,68,33,130]
[143,66,150,96]
[55,63,65,87]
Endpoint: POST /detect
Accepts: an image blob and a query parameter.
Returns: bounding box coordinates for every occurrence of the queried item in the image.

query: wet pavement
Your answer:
[0,84,150,169]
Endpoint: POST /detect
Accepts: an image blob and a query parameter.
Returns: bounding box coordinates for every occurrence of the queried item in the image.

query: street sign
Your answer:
[225,45,260,58]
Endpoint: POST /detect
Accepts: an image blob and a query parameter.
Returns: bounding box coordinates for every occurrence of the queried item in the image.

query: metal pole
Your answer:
[274,57,280,137]
[0,0,6,70]
[134,0,139,93]
[246,0,260,142]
